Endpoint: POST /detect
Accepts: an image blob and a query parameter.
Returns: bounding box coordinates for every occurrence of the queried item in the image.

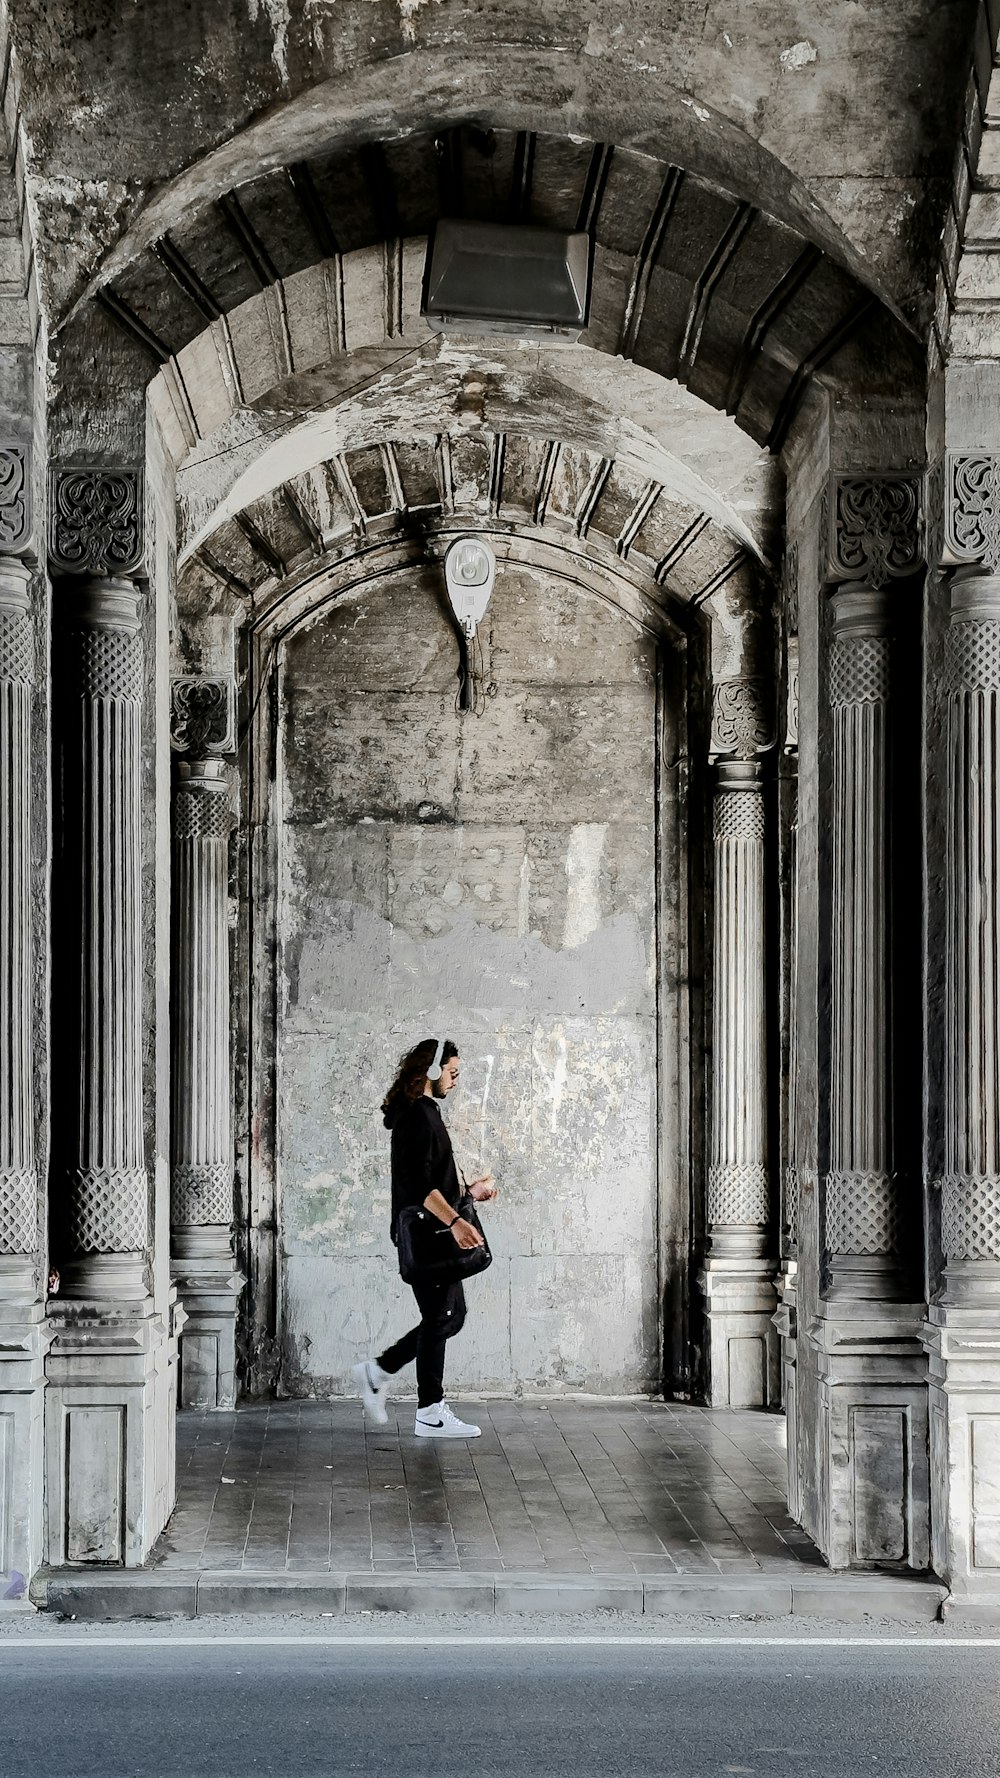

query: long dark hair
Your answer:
[381,1038,458,1121]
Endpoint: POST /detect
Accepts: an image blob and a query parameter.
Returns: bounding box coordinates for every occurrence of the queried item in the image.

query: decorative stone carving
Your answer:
[823,587,900,1285]
[171,757,234,1231]
[708,761,769,1229]
[944,454,1000,571]
[0,445,31,554]
[711,678,773,761]
[60,577,148,1267]
[827,474,922,589]
[939,569,1000,1264]
[170,676,234,756]
[707,1161,769,1228]
[700,757,776,1407]
[0,560,35,1259]
[925,565,1000,1598]
[171,756,242,1408]
[48,467,144,577]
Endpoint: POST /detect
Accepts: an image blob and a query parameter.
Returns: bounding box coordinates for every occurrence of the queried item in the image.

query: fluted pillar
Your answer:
[44,525,174,1569]
[60,577,148,1292]
[925,566,1000,1593]
[0,559,36,1269]
[824,588,901,1295]
[0,552,47,1595]
[813,588,927,1572]
[775,625,800,1508]
[170,755,242,1408]
[700,756,778,1407]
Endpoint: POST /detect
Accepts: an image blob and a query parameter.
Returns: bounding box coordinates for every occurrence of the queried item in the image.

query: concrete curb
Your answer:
[31,1568,948,1623]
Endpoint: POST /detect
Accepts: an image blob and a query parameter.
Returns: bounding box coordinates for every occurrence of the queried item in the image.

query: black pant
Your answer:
[377,1279,467,1409]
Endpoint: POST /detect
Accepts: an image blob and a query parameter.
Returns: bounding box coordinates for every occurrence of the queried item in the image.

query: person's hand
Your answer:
[451,1215,485,1249]
[469,1172,497,1202]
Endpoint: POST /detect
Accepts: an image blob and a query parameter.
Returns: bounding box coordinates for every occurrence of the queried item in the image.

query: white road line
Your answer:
[0,1635,997,1649]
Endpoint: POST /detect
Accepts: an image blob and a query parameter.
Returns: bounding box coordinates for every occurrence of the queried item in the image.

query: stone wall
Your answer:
[274,557,662,1395]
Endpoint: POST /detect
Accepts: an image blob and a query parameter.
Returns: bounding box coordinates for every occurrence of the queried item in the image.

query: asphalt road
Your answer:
[2,1632,998,1777]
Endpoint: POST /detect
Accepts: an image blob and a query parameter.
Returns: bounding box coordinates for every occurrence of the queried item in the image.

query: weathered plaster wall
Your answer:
[275,557,662,1395]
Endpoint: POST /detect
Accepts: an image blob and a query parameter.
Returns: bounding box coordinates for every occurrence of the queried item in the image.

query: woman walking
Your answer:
[352,1037,497,1438]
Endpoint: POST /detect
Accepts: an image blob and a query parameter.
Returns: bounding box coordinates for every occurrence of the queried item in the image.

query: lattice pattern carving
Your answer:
[707,1162,769,1226]
[944,620,1000,694]
[0,610,31,683]
[0,1168,36,1253]
[0,445,30,553]
[714,789,766,842]
[49,466,144,576]
[170,677,234,755]
[171,1162,233,1226]
[711,678,773,760]
[68,1167,148,1252]
[941,1177,1000,1261]
[945,455,1000,571]
[174,787,233,842]
[783,1163,799,1251]
[828,635,891,707]
[825,1171,901,1255]
[77,627,142,701]
[828,475,922,589]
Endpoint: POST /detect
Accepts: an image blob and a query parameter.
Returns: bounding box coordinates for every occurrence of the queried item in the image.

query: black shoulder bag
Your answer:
[395,1193,492,1286]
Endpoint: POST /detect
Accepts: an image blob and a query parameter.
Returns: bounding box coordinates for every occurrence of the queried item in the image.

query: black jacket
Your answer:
[384,1096,461,1241]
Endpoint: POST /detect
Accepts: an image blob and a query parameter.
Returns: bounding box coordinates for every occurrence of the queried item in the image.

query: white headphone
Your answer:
[426,1037,445,1081]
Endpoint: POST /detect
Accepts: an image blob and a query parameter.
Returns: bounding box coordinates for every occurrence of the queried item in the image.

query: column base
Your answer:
[44,1262,180,1568]
[924,1268,1000,1598]
[171,1226,245,1410]
[698,1240,779,1407]
[806,1296,929,1571]
[0,1258,49,1596]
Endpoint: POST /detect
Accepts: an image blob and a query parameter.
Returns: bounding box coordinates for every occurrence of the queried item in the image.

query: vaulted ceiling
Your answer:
[104,125,895,453]
[179,427,762,623]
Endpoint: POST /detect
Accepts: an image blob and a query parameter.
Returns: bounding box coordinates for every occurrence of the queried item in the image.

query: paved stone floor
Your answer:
[153,1399,823,1577]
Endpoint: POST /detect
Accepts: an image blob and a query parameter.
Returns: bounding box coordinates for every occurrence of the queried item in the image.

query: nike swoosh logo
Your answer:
[420,1420,444,1428]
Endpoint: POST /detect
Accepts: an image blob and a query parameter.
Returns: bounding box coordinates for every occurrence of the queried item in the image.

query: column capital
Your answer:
[61,574,143,632]
[48,465,144,579]
[825,472,923,589]
[829,583,893,636]
[948,563,1000,623]
[0,556,31,616]
[828,585,893,709]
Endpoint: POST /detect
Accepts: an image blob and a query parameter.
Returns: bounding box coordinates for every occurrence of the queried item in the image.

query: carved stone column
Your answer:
[44,467,176,1568]
[699,679,778,1409]
[0,446,47,1596]
[824,586,898,1295]
[774,596,800,1510]
[811,474,928,1573]
[170,679,243,1409]
[924,527,1000,1597]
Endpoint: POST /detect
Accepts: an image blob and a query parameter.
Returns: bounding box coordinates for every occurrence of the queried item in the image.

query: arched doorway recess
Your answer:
[28,47,937,1583]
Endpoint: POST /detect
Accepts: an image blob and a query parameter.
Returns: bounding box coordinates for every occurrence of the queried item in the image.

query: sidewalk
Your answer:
[32,1399,945,1619]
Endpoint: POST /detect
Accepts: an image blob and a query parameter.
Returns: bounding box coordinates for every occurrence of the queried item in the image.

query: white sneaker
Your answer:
[414,1401,481,1439]
[351,1359,390,1426]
